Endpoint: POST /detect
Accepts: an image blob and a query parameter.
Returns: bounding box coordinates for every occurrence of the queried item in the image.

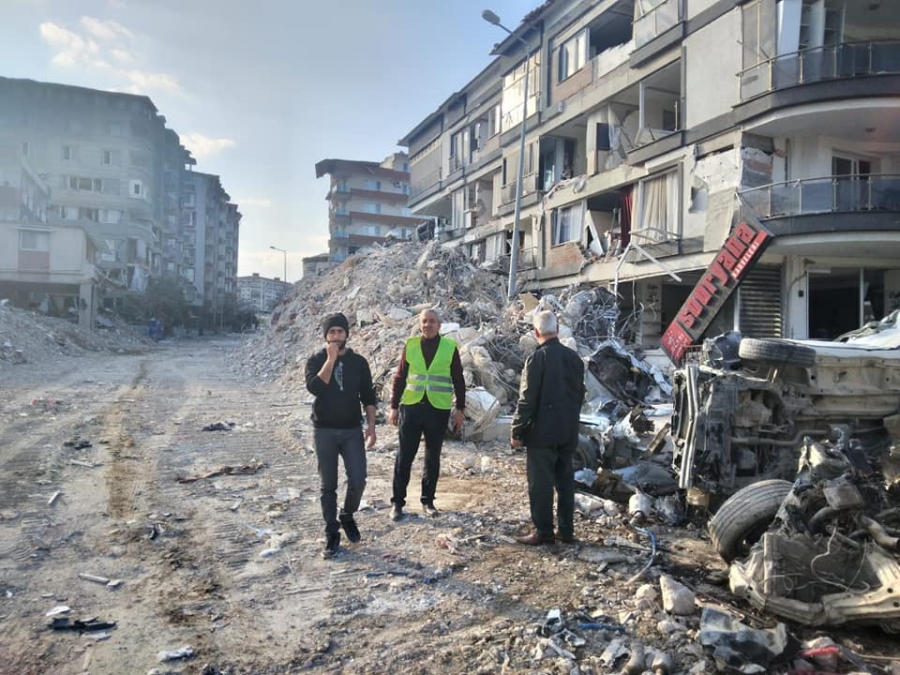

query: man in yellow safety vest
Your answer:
[388,309,465,521]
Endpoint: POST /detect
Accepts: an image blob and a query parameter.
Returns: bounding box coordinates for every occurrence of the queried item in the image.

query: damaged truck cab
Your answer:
[671,334,900,499]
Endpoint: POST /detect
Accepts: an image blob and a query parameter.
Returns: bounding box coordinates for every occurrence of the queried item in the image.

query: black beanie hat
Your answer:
[322,312,350,338]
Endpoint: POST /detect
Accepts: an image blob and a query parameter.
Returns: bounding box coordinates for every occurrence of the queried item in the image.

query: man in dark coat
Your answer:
[510,310,586,545]
[305,312,377,559]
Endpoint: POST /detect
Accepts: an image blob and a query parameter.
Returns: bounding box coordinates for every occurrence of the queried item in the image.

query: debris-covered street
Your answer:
[3,244,900,675]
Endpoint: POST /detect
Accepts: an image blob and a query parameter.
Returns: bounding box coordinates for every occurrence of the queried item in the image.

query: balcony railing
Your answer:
[410,168,442,200]
[500,173,538,205]
[634,0,680,48]
[740,174,900,219]
[740,40,900,101]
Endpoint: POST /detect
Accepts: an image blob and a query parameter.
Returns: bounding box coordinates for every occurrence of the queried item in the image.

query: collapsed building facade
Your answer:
[400,0,900,351]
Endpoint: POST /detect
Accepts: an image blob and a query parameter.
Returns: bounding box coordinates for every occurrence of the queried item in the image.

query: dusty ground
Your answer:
[1,336,897,675]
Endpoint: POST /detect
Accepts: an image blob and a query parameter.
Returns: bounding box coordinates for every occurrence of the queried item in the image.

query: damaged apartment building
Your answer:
[0,77,240,329]
[307,153,417,276]
[400,0,900,350]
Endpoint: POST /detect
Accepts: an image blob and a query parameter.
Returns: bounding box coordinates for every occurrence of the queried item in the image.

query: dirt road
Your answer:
[8,337,894,675]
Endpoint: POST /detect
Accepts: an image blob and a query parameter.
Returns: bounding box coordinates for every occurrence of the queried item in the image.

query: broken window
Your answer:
[19,229,50,251]
[501,51,541,133]
[634,0,681,48]
[557,30,587,82]
[551,204,582,245]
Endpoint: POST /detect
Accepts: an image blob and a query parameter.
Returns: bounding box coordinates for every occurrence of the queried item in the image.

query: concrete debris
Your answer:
[233,240,670,446]
[659,574,695,616]
[157,645,194,662]
[699,607,791,674]
[0,303,155,374]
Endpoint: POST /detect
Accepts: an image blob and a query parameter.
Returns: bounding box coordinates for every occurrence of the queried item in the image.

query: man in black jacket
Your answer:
[305,312,377,559]
[510,310,586,545]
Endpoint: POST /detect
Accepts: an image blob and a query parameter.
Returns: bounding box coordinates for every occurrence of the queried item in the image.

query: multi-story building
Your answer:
[183,171,240,325]
[400,0,900,352]
[159,129,196,286]
[0,77,240,329]
[301,253,332,279]
[313,152,419,264]
[0,77,180,300]
[236,272,291,314]
[0,145,97,327]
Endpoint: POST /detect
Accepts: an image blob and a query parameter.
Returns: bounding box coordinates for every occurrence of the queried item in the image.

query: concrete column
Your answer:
[782,256,808,339]
[78,282,94,331]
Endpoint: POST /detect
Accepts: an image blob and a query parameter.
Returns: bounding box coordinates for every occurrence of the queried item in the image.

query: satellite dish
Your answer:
[572,178,587,193]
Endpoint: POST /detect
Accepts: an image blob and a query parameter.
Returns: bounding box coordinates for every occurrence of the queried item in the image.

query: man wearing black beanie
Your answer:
[305,312,377,559]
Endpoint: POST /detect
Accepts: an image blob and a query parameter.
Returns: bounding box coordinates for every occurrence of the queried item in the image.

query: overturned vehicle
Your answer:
[709,433,900,631]
[670,325,900,500]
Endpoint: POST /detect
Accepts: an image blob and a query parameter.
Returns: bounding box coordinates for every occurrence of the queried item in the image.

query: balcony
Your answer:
[741,174,900,219]
[740,41,900,101]
[330,208,350,225]
[634,0,680,49]
[500,173,539,206]
[410,167,442,200]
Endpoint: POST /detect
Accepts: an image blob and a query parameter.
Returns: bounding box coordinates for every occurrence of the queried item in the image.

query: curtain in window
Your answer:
[636,172,678,242]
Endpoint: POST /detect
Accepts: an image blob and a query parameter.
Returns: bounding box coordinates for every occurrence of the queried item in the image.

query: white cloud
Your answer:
[39,22,86,66]
[237,198,274,208]
[80,16,133,41]
[38,17,181,95]
[181,133,237,160]
[125,70,181,94]
[110,47,134,64]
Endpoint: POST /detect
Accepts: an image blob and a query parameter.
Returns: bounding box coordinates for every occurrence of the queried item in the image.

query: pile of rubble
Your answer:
[235,240,671,443]
[0,301,154,372]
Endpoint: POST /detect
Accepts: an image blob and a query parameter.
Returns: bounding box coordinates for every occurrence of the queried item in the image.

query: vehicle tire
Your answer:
[738,338,816,368]
[708,479,793,563]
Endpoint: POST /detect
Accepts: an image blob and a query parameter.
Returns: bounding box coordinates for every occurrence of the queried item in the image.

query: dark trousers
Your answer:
[314,427,367,536]
[392,402,451,507]
[526,442,576,538]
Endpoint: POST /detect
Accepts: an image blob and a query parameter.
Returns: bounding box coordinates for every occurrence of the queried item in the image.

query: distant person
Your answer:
[510,310,585,545]
[305,312,377,559]
[388,309,465,521]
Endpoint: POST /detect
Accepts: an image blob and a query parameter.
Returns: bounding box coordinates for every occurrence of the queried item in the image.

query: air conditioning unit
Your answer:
[464,211,477,230]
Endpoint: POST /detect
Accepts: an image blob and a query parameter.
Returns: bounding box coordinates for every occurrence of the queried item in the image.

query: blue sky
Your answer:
[1,0,538,281]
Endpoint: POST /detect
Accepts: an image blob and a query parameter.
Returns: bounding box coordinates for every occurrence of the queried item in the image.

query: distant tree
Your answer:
[145,278,189,334]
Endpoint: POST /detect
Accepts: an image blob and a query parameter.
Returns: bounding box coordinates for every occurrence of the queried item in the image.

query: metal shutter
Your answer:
[739,264,782,338]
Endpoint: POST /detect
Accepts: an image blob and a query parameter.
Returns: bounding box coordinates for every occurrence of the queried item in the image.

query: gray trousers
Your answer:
[314,427,367,536]
[526,442,576,538]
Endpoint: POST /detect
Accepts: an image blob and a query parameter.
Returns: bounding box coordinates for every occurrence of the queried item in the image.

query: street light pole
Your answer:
[269,245,287,282]
[483,9,531,301]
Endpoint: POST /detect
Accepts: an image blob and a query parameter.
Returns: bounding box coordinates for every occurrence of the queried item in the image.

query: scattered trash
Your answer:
[157,645,194,662]
[77,573,110,585]
[699,607,792,674]
[49,617,117,632]
[176,460,266,483]
[201,421,236,432]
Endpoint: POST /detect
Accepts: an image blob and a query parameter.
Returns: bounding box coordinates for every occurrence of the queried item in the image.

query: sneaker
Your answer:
[340,516,361,543]
[422,503,440,518]
[390,504,403,522]
[322,532,340,559]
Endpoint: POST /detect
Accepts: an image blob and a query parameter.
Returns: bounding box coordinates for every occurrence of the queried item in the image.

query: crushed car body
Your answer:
[670,323,900,498]
[719,433,900,631]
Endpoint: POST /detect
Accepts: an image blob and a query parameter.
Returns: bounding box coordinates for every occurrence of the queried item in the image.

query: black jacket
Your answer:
[305,348,377,429]
[511,337,585,447]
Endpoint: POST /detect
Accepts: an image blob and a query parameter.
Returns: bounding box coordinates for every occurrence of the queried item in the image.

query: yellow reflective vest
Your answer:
[400,336,456,409]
